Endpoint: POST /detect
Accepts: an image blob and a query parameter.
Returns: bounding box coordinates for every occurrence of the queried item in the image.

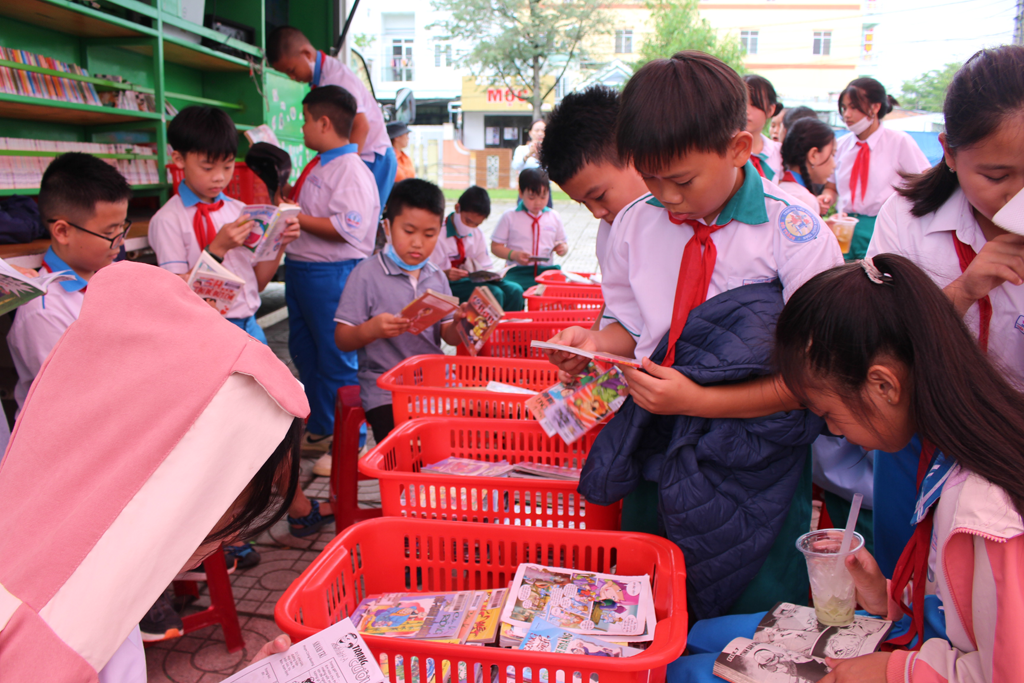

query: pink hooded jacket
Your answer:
[0,262,309,681]
[887,469,1024,683]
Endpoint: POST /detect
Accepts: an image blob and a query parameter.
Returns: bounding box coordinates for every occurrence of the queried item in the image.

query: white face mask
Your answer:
[846,115,874,136]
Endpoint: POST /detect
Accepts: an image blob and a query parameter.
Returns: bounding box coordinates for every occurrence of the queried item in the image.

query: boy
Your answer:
[8,153,131,410]
[334,179,466,443]
[267,26,396,210]
[285,85,380,452]
[430,185,524,311]
[539,85,649,275]
[490,168,568,292]
[148,106,298,344]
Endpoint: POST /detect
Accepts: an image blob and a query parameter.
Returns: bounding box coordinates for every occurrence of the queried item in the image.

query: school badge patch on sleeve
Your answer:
[778,205,821,243]
[345,211,362,230]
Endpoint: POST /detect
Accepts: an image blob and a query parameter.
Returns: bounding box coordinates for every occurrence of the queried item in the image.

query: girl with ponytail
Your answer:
[819,77,930,260]
[779,117,836,212]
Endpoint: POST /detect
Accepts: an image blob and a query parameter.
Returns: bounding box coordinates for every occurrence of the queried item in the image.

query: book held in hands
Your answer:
[239,204,300,262]
[400,289,460,335]
[457,286,504,355]
[0,258,76,316]
[187,251,245,316]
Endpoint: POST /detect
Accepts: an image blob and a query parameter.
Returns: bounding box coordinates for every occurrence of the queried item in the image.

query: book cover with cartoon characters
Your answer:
[456,286,504,355]
[527,363,629,444]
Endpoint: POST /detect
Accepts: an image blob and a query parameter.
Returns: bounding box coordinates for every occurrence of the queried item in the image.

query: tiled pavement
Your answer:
[144,195,603,681]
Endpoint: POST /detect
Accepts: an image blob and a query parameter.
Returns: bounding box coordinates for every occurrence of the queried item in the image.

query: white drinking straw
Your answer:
[837,493,864,565]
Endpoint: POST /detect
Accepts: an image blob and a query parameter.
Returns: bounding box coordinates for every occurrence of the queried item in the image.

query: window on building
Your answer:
[740,30,759,55]
[614,29,633,54]
[861,25,877,61]
[434,43,452,68]
[555,76,567,100]
[812,31,832,56]
[389,38,414,81]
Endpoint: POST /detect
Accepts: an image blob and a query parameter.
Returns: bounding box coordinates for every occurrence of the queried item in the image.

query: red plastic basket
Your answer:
[377,355,559,424]
[166,162,272,204]
[457,310,600,358]
[525,284,605,312]
[536,270,599,285]
[275,518,688,683]
[359,418,619,529]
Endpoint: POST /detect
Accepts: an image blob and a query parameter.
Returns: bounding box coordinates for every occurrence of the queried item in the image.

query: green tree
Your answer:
[635,0,746,74]
[430,0,609,121]
[899,62,961,112]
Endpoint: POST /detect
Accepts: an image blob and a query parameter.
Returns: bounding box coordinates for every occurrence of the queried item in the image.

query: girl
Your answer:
[819,78,930,260]
[779,117,836,212]
[864,45,1024,585]
[0,262,310,681]
[743,74,783,180]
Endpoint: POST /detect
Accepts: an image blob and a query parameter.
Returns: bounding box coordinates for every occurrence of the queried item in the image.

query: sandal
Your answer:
[287,499,334,538]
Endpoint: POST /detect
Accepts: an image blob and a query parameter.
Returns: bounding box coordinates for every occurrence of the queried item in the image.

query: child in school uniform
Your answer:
[546,51,843,617]
[8,153,131,411]
[744,75,783,181]
[778,117,836,211]
[149,106,298,345]
[490,168,568,292]
[430,185,525,311]
[334,179,467,443]
[267,26,396,210]
[819,77,931,260]
[283,85,380,457]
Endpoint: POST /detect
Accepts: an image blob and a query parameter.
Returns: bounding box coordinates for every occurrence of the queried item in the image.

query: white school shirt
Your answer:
[148,185,261,319]
[777,173,820,212]
[868,188,1024,387]
[490,204,568,267]
[286,144,381,263]
[595,218,612,275]
[830,125,930,217]
[430,212,495,272]
[602,162,844,359]
[7,248,87,410]
[314,52,392,163]
[755,134,784,181]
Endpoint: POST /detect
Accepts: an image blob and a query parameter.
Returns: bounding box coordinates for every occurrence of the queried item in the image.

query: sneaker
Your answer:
[288,499,335,538]
[302,432,333,454]
[140,593,183,642]
[312,454,332,477]
[224,542,261,570]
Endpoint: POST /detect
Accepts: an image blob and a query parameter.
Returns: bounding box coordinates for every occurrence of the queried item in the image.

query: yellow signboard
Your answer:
[460,76,556,112]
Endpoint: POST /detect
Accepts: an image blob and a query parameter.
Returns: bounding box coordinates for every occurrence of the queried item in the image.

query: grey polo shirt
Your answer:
[334,252,455,411]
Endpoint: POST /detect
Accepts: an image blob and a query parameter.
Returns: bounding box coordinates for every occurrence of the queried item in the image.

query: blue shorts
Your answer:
[227,314,268,345]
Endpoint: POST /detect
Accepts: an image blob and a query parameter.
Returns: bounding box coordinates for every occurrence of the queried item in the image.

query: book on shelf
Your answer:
[526,362,630,444]
[0,48,101,107]
[456,286,504,355]
[0,258,76,316]
[187,251,244,316]
[400,289,460,335]
[0,137,160,190]
[713,602,893,683]
[238,204,300,262]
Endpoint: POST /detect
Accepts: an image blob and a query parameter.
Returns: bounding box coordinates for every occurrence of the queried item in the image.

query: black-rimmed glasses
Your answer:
[48,219,133,248]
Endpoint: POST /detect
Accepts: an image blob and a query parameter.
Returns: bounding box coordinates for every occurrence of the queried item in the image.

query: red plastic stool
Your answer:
[329,385,382,532]
[172,545,244,652]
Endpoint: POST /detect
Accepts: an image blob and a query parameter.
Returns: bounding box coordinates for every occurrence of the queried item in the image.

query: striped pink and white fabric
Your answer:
[0,262,309,681]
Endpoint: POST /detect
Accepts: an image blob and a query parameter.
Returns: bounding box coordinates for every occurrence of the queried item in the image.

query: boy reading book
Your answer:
[334,179,466,443]
[148,106,300,344]
[430,185,525,311]
[490,169,568,292]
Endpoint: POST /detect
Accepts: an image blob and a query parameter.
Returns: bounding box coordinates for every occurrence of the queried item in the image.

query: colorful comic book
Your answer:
[519,618,642,658]
[509,462,581,481]
[356,591,473,640]
[186,250,244,316]
[239,203,300,262]
[420,457,515,477]
[525,363,630,444]
[467,588,508,644]
[401,289,460,335]
[456,286,504,355]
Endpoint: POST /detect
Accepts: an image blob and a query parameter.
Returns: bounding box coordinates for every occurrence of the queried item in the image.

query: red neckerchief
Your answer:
[662,215,727,366]
[886,440,937,651]
[849,141,871,207]
[782,170,798,184]
[192,200,225,251]
[750,156,767,179]
[530,211,543,276]
[452,236,467,269]
[289,156,320,203]
[952,233,992,352]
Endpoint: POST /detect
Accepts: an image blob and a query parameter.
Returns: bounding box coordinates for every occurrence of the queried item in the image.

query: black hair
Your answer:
[457,185,491,218]
[782,106,818,131]
[303,85,357,138]
[540,85,623,185]
[384,178,445,222]
[518,168,550,196]
[898,46,1024,217]
[167,106,238,161]
[266,26,310,65]
[204,417,303,543]
[776,254,1024,516]
[838,77,896,120]
[781,118,835,191]
[618,51,747,170]
[743,74,780,117]
[38,153,132,224]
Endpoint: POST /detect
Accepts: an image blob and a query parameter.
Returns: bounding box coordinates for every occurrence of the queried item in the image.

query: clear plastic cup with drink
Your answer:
[796,529,865,626]
[827,215,858,255]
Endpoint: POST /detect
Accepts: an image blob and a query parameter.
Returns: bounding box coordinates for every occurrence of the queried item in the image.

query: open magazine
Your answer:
[0,258,75,316]
[526,363,629,444]
[713,602,893,683]
[240,203,299,262]
[187,250,244,316]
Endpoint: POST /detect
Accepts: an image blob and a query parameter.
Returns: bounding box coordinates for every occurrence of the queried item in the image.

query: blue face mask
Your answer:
[384,243,428,271]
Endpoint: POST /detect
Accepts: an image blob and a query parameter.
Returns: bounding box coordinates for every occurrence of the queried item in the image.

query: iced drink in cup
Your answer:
[828,215,858,255]
[796,529,865,626]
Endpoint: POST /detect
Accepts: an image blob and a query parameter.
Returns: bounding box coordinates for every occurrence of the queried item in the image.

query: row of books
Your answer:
[0,48,102,106]
[0,138,161,189]
[421,455,581,481]
[94,75,179,116]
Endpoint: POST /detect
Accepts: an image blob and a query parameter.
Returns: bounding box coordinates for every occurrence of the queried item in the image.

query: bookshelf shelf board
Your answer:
[0,0,152,40]
[0,149,158,161]
[123,39,253,73]
[0,93,163,125]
